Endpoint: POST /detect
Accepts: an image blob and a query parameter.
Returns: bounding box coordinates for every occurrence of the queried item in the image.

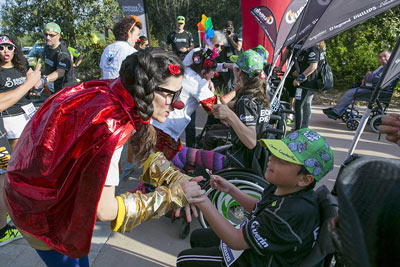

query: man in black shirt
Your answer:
[42,22,76,93]
[220,21,242,93]
[177,128,334,266]
[165,16,194,60]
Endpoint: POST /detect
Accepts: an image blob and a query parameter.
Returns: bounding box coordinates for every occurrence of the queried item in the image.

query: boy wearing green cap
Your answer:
[177,128,334,267]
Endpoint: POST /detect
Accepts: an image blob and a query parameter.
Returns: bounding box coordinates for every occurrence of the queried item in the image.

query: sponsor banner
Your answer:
[302,0,400,50]
[273,0,309,63]
[241,0,292,63]
[284,0,332,47]
[117,0,148,37]
[250,6,278,49]
[379,37,400,89]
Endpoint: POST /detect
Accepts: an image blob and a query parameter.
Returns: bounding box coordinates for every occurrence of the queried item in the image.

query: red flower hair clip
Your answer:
[203,59,212,68]
[168,64,181,75]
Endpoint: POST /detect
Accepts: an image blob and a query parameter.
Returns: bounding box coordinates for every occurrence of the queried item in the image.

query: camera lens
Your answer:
[226,30,231,35]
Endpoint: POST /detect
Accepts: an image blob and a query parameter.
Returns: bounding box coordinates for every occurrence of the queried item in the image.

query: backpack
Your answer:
[316,47,334,91]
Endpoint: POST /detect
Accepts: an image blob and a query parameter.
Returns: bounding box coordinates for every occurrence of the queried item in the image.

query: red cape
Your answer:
[5,79,138,258]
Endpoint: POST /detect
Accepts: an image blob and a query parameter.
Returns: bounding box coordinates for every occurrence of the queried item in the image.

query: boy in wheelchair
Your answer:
[177,128,334,266]
[323,49,391,119]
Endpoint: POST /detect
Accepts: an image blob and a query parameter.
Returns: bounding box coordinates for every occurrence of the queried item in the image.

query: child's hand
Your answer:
[210,175,231,193]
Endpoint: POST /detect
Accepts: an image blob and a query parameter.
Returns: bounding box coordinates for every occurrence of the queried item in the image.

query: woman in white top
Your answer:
[100,15,141,79]
[153,49,218,160]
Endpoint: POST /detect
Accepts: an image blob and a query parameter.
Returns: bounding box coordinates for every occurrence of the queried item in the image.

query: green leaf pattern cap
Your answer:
[44,22,61,34]
[230,49,264,78]
[260,128,334,181]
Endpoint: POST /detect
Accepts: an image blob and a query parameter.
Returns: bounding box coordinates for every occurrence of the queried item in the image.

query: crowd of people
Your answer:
[0,13,399,267]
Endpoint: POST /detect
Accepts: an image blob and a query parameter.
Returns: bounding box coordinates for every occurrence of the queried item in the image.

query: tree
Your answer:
[1,0,123,80]
[327,6,400,89]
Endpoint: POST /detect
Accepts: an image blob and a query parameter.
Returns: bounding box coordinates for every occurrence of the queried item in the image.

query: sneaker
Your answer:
[0,225,23,246]
[323,108,340,120]
[6,214,11,224]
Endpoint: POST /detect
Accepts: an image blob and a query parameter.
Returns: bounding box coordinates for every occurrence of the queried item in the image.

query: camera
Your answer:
[226,29,232,35]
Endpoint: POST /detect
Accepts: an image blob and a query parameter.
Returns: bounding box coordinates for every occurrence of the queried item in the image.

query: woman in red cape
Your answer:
[2,49,205,266]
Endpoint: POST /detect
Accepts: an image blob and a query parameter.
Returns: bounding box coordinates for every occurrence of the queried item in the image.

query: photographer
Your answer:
[220,21,242,93]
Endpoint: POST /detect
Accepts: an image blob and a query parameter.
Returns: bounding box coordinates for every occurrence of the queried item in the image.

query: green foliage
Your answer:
[1,0,123,80]
[327,6,400,89]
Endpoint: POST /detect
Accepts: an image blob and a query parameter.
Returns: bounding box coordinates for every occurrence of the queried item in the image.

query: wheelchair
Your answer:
[341,79,399,132]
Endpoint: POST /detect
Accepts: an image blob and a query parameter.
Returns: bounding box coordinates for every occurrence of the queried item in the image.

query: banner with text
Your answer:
[273,0,308,63]
[117,0,148,37]
[302,0,400,50]
[250,6,278,50]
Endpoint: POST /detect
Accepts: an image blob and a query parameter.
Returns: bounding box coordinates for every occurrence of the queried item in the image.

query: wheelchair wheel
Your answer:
[346,119,359,130]
[370,114,384,133]
[198,169,269,228]
[341,111,349,122]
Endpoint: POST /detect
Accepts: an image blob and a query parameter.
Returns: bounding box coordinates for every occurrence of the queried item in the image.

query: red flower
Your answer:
[168,64,181,75]
[203,59,212,68]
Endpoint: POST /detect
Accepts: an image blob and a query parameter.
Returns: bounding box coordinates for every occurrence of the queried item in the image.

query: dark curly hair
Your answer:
[189,49,217,75]
[113,15,143,41]
[119,49,184,165]
[235,71,269,109]
[0,35,27,74]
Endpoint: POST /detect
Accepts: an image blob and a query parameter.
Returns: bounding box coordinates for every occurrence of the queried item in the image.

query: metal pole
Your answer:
[269,55,293,106]
[345,109,372,161]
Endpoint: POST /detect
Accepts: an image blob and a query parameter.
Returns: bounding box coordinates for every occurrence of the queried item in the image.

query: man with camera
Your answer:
[220,21,242,93]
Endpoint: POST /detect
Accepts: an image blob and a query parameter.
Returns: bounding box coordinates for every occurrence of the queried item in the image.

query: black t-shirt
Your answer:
[0,67,31,115]
[294,45,323,89]
[44,43,76,93]
[219,33,242,62]
[166,30,194,60]
[241,184,320,266]
[228,95,271,169]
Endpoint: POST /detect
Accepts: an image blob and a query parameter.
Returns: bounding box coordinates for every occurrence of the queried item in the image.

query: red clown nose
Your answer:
[172,100,184,110]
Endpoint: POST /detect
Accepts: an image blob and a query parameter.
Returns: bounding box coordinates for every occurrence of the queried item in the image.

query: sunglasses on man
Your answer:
[0,45,15,52]
[44,33,58,38]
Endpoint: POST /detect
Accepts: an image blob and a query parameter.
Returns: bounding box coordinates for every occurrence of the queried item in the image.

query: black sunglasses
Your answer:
[0,45,15,52]
[155,86,182,105]
[215,44,224,49]
[44,33,58,38]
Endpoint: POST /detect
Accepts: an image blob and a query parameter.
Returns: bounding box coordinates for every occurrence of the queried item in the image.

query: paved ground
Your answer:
[1,105,399,267]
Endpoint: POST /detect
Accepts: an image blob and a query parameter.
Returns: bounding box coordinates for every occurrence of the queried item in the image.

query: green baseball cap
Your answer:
[229,49,264,78]
[44,22,61,34]
[177,16,185,24]
[260,128,334,181]
[252,45,269,65]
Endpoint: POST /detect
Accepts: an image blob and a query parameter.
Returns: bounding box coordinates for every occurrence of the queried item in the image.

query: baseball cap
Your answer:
[0,35,16,47]
[177,16,185,24]
[230,45,269,65]
[44,22,61,34]
[260,128,334,181]
[229,49,264,78]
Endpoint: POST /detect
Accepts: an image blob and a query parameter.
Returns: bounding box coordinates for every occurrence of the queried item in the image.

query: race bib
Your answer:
[295,88,303,100]
[220,221,246,266]
[21,102,37,119]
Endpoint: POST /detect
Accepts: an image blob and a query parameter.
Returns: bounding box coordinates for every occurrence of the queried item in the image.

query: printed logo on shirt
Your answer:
[271,200,277,207]
[45,58,54,67]
[259,109,271,123]
[4,76,26,88]
[174,37,188,43]
[58,62,67,68]
[106,53,115,65]
[240,114,255,122]
[251,221,269,248]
